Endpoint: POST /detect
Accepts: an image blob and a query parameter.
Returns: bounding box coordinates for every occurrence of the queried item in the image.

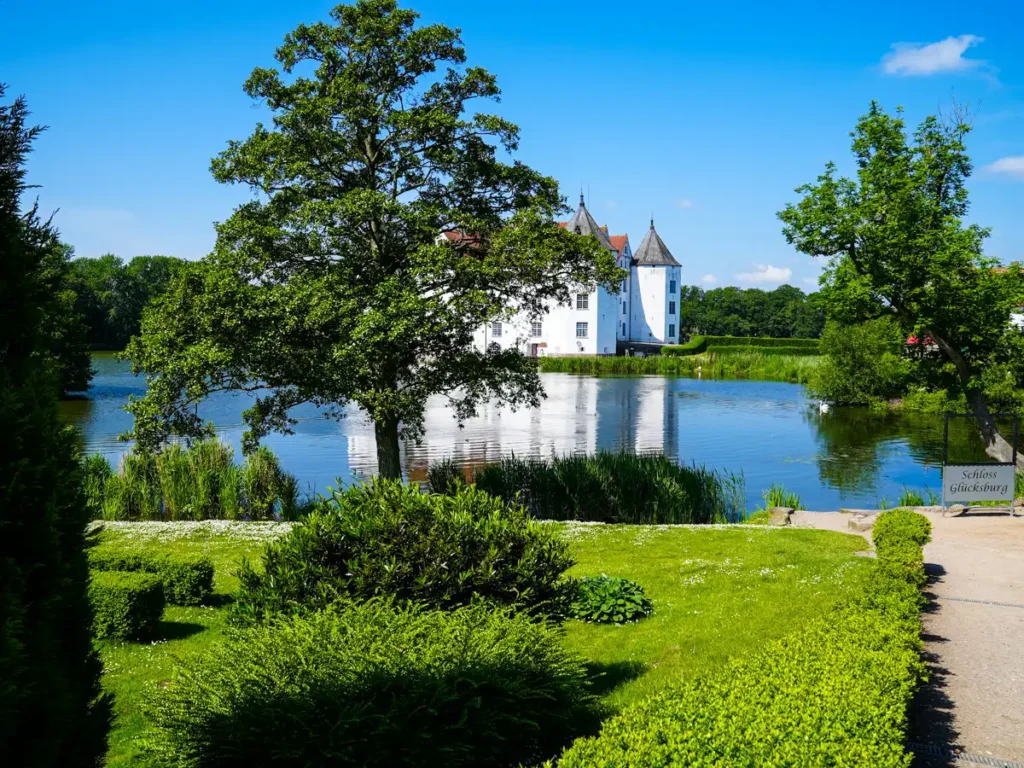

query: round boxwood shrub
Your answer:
[89,547,214,606]
[232,479,574,623]
[571,576,653,624]
[89,571,165,640]
[142,600,597,767]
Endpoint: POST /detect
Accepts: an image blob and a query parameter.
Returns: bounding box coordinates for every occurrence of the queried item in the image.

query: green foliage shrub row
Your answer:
[232,479,574,624]
[450,452,745,525]
[89,571,166,641]
[557,510,931,766]
[141,600,598,767]
[538,353,819,383]
[663,335,820,356]
[89,547,214,606]
[84,441,306,521]
[570,576,653,624]
[706,344,821,356]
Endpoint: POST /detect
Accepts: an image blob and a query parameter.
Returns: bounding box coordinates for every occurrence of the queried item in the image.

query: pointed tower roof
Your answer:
[564,193,615,251]
[633,218,681,267]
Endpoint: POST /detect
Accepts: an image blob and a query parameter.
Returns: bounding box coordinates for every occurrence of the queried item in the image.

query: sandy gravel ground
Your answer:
[793,509,1024,765]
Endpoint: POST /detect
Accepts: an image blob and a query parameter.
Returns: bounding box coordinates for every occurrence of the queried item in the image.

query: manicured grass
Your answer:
[561,523,871,707]
[94,520,869,764]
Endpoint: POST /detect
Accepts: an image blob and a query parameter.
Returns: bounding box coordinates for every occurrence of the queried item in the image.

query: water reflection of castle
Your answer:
[395,376,683,480]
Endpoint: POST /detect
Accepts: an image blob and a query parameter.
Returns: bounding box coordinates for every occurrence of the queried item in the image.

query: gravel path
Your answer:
[794,509,1024,766]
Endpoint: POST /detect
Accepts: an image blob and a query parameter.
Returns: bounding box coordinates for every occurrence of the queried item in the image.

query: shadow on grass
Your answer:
[157,621,206,641]
[203,593,235,609]
[585,659,647,699]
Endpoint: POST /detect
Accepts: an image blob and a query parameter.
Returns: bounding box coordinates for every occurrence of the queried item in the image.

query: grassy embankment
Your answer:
[539,335,821,383]
[95,520,870,765]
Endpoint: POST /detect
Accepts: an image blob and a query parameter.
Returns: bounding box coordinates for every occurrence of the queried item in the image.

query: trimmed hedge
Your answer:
[705,344,821,357]
[89,547,214,606]
[89,571,165,641]
[557,510,931,767]
[232,479,574,624]
[141,600,598,767]
[664,335,820,356]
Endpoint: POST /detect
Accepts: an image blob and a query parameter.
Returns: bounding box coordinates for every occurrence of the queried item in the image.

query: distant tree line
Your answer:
[42,250,188,395]
[677,284,825,339]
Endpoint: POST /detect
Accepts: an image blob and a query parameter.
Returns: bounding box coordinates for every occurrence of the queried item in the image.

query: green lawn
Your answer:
[94,520,870,765]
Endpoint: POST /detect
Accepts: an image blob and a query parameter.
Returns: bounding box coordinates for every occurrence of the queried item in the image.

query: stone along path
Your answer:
[792,508,1024,766]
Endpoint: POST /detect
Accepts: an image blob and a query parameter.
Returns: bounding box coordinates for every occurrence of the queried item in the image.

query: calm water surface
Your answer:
[60,353,993,511]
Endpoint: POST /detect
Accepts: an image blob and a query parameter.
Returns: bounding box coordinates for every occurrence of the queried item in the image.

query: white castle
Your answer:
[471,195,682,357]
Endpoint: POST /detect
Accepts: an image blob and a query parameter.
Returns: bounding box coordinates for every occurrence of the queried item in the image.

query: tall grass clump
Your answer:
[458,452,744,524]
[92,440,304,521]
[760,483,803,510]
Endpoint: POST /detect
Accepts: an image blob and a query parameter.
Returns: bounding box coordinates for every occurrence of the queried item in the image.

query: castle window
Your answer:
[576,293,589,310]
[669,301,676,315]
[576,322,588,338]
[622,302,626,315]
[531,321,543,337]
[491,322,502,338]
[668,324,676,338]
[669,279,677,294]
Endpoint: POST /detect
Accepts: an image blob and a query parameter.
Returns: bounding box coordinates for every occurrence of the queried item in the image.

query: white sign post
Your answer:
[941,412,1019,513]
[941,464,1016,504]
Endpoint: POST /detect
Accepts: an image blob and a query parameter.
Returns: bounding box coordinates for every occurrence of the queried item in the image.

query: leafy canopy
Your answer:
[125,0,621,475]
[779,102,1024,458]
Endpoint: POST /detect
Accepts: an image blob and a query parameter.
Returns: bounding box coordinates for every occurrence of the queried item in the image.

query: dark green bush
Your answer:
[557,511,931,767]
[89,571,165,641]
[427,456,466,493]
[143,600,597,767]
[464,452,744,524]
[233,479,574,624]
[1,88,109,764]
[89,547,214,606]
[571,576,653,624]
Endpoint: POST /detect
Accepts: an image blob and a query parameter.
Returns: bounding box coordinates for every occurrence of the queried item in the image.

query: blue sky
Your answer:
[4,0,1023,289]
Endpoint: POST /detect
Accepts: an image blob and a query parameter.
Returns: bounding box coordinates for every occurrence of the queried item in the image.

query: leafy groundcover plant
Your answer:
[89,546,214,606]
[141,600,598,767]
[556,509,931,767]
[571,576,653,624]
[232,479,574,623]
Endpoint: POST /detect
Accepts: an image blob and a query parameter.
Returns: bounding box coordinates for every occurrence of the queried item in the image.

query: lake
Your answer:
[60,353,994,511]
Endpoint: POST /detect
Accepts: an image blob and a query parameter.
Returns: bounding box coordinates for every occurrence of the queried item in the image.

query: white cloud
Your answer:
[882,35,984,76]
[983,156,1024,178]
[678,199,694,209]
[736,264,793,285]
[802,277,819,287]
[702,273,717,285]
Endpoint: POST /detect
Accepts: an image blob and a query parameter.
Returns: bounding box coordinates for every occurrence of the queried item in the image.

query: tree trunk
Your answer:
[928,328,1024,469]
[374,416,403,479]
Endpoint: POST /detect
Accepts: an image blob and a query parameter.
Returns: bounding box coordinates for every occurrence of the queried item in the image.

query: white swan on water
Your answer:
[819,401,831,414]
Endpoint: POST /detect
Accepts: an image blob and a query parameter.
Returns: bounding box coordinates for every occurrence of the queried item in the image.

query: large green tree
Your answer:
[780,102,1024,466]
[0,85,109,765]
[125,0,620,477]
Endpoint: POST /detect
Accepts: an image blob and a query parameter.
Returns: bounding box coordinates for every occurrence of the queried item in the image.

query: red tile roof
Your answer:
[609,235,628,253]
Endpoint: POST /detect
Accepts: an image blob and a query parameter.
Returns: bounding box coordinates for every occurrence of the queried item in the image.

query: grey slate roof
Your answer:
[633,220,681,267]
[564,194,616,251]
